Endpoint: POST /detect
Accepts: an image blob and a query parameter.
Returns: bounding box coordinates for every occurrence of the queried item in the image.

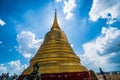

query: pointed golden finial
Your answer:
[51,9,61,30]
[55,9,57,16]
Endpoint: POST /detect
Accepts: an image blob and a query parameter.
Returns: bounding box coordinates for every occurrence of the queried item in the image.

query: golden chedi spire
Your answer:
[51,9,61,30]
[22,10,87,75]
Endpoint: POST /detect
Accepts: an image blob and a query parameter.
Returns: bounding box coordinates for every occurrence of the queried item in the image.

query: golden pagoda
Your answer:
[21,10,91,80]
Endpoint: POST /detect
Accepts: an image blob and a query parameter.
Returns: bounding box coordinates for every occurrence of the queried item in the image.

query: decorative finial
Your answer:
[55,9,57,16]
[51,9,61,30]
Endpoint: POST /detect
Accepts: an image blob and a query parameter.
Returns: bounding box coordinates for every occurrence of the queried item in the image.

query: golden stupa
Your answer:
[22,10,88,75]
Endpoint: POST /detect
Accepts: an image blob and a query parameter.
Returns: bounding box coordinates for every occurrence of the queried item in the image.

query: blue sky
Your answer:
[0,0,120,75]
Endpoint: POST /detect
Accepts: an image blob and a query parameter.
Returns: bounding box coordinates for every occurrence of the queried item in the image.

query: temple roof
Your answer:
[51,9,61,30]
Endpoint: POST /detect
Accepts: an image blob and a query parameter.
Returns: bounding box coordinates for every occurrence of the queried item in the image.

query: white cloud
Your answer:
[16,31,43,58]
[96,27,120,54]
[80,27,120,71]
[56,0,76,19]
[71,44,74,48]
[56,0,62,2]
[0,64,7,74]
[107,19,117,25]
[65,12,73,20]
[0,41,2,44]
[0,19,6,26]
[0,60,28,75]
[8,60,28,75]
[63,0,76,19]
[89,0,120,22]
[106,13,120,26]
